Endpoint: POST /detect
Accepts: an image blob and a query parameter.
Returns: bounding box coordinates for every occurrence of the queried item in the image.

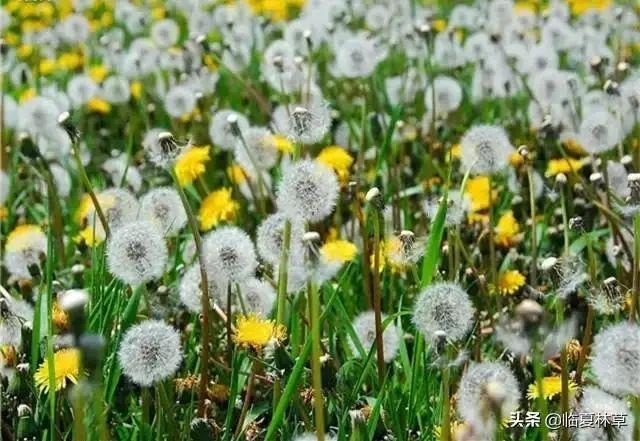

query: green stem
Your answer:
[72,143,110,237]
[273,219,292,408]
[370,210,386,384]
[631,214,640,322]
[440,364,451,441]
[308,282,325,441]
[527,167,537,287]
[170,169,211,418]
[533,349,549,441]
[488,175,497,286]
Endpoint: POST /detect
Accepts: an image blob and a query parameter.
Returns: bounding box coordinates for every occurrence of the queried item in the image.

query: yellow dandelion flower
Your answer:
[495,211,521,248]
[34,348,81,392]
[317,146,354,182]
[527,376,578,400]
[321,239,358,263]
[0,205,7,220]
[57,52,83,71]
[130,81,142,99]
[88,65,108,83]
[87,97,111,114]
[74,225,106,246]
[434,421,465,440]
[514,1,536,14]
[199,188,239,231]
[467,212,489,224]
[465,176,494,212]
[6,224,44,253]
[234,314,286,350]
[509,151,524,167]
[567,0,611,15]
[496,270,526,295]
[433,19,447,32]
[20,88,36,103]
[450,143,461,159]
[151,7,166,19]
[75,193,116,224]
[175,146,210,187]
[546,158,583,177]
[17,44,34,59]
[227,164,247,185]
[52,303,69,331]
[273,134,293,153]
[39,59,56,76]
[562,138,587,156]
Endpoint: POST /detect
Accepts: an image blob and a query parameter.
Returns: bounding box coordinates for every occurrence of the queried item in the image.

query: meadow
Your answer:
[1,0,640,440]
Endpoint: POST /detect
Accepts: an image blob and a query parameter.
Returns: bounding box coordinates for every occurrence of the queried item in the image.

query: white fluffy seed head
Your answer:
[292,433,338,441]
[591,322,640,396]
[460,125,514,175]
[0,297,33,347]
[422,190,470,227]
[203,226,257,284]
[209,110,249,151]
[139,187,187,237]
[285,101,331,144]
[412,282,475,343]
[236,278,277,317]
[350,311,400,363]
[457,362,520,424]
[107,221,168,286]
[58,289,89,313]
[234,127,279,175]
[256,212,305,266]
[574,386,635,441]
[579,110,623,155]
[178,263,222,314]
[276,160,339,223]
[95,188,140,232]
[117,320,182,387]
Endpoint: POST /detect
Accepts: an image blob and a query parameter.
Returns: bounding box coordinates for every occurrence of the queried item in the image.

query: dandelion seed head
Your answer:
[3,224,47,280]
[579,110,623,155]
[164,85,197,119]
[140,187,187,237]
[457,362,520,424]
[234,127,279,175]
[425,76,463,115]
[591,322,640,396]
[101,75,131,104]
[151,19,179,49]
[292,433,338,441]
[178,263,222,314]
[422,190,470,227]
[276,160,339,223]
[95,188,140,232]
[412,282,475,343]
[118,320,182,387]
[107,221,168,286]
[67,74,99,108]
[460,125,514,175]
[285,100,331,144]
[209,110,250,151]
[143,128,183,168]
[350,311,400,363]
[203,226,257,283]
[0,297,33,347]
[236,278,277,318]
[575,387,634,441]
[335,35,378,78]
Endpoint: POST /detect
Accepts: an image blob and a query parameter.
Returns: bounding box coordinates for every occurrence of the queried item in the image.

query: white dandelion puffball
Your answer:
[48,163,71,198]
[178,263,222,314]
[118,320,182,387]
[102,75,131,104]
[412,282,475,343]
[285,101,332,145]
[425,76,463,116]
[335,35,378,78]
[3,225,47,280]
[457,362,520,423]
[0,297,34,347]
[67,74,98,108]
[236,278,277,317]
[140,187,187,237]
[591,322,640,396]
[460,125,514,175]
[164,85,197,119]
[37,127,71,160]
[142,128,182,168]
[93,188,140,232]
[102,154,142,193]
[350,311,400,363]
[234,127,279,175]
[203,226,258,284]
[574,387,634,441]
[276,160,339,223]
[151,19,179,49]
[18,96,60,135]
[579,110,623,155]
[209,109,250,151]
[422,190,470,227]
[256,212,305,266]
[107,221,168,286]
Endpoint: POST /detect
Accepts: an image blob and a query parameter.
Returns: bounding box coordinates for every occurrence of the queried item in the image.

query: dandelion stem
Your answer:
[307,281,325,441]
[560,188,570,257]
[440,362,451,441]
[72,143,110,238]
[234,361,258,439]
[370,209,386,384]
[273,219,292,407]
[488,174,497,286]
[533,348,549,441]
[527,167,537,286]
[170,169,211,418]
[576,236,598,384]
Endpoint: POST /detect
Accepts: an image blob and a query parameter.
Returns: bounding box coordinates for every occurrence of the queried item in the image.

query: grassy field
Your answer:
[1,0,640,440]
